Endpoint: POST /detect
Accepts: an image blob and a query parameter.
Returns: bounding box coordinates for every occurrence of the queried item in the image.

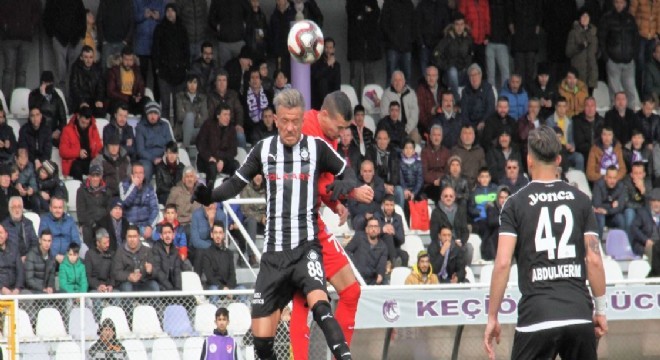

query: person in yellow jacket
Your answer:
[404,250,439,285]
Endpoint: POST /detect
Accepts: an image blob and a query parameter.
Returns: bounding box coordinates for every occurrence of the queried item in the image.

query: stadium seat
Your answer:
[390,266,411,285]
[565,170,592,199]
[178,148,192,167]
[606,229,638,260]
[593,81,611,115]
[393,204,410,233]
[182,271,204,292]
[68,306,98,340]
[480,264,494,285]
[132,305,166,338]
[321,206,351,236]
[17,308,37,341]
[183,337,205,360]
[151,337,180,360]
[361,84,384,115]
[21,343,50,360]
[36,307,70,340]
[340,84,359,109]
[236,147,247,164]
[23,211,40,238]
[7,119,19,140]
[95,118,109,139]
[55,88,69,116]
[468,234,483,264]
[603,258,624,283]
[0,90,8,116]
[123,339,149,360]
[194,303,217,335]
[55,341,81,359]
[227,302,251,336]
[51,148,63,178]
[64,179,82,212]
[10,88,30,118]
[101,306,133,339]
[492,85,498,102]
[363,114,376,133]
[401,235,425,267]
[628,259,651,280]
[145,87,155,101]
[163,304,196,337]
[464,266,476,283]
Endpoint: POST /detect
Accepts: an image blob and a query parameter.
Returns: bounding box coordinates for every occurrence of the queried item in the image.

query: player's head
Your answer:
[215,308,230,332]
[273,89,305,147]
[318,91,353,140]
[527,126,562,173]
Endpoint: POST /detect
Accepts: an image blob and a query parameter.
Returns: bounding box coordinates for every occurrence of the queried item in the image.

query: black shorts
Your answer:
[512,323,597,360]
[251,242,327,319]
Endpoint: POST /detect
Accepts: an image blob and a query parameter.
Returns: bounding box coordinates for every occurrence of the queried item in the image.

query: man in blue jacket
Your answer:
[120,163,159,240]
[39,196,80,264]
[135,101,174,181]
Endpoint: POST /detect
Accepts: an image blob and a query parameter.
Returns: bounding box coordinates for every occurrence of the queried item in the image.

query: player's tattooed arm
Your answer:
[587,235,601,255]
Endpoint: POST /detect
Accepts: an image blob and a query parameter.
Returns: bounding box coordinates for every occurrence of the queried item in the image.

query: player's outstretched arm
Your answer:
[484,234,516,360]
[584,234,608,338]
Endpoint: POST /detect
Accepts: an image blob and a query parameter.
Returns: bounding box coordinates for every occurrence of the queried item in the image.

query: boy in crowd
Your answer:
[58,243,88,293]
[200,307,238,360]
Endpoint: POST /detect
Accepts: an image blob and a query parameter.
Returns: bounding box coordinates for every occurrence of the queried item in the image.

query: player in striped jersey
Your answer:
[194,89,369,360]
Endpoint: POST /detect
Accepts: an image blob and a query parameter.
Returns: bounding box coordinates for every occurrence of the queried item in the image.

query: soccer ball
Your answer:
[287,20,324,64]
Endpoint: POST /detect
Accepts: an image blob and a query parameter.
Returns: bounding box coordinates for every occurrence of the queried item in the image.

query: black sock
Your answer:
[312,300,352,360]
[253,336,277,360]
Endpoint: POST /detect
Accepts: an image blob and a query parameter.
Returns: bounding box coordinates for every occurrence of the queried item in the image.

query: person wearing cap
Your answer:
[88,318,127,359]
[404,250,439,285]
[91,132,131,198]
[96,200,130,252]
[440,155,470,207]
[0,164,19,222]
[107,46,146,115]
[631,188,660,269]
[481,96,517,152]
[103,103,136,159]
[35,160,67,213]
[152,3,190,120]
[77,164,111,248]
[28,71,68,147]
[175,73,208,145]
[154,141,185,205]
[135,101,174,182]
[59,106,104,180]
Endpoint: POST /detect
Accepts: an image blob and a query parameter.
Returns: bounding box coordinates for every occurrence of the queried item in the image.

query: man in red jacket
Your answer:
[290,91,374,360]
[59,106,103,180]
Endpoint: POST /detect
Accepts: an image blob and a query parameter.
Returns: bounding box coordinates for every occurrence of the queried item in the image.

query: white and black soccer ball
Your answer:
[287,20,324,64]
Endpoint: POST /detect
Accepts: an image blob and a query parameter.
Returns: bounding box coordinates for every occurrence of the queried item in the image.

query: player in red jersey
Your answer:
[290,91,373,360]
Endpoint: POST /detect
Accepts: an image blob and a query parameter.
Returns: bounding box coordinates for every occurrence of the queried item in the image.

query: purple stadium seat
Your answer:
[606,229,639,260]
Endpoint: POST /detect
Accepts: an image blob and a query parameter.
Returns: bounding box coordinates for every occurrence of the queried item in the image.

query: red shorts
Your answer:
[318,221,350,280]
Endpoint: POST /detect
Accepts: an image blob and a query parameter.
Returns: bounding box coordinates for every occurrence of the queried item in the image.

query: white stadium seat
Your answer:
[227,302,251,336]
[340,84,359,109]
[178,148,192,167]
[10,88,30,118]
[0,90,8,116]
[95,118,109,139]
[480,264,494,285]
[151,336,180,360]
[194,303,218,335]
[101,306,133,339]
[464,266,476,283]
[69,307,98,340]
[604,258,624,283]
[236,147,247,164]
[55,88,69,116]
[55,341,81,359]
[7,119,19,140]
[628,259,651,280]
[17,308,37,341]
[363,114,376,133]
[23,211,40,236]
[468,233,483,264]
[393,204,410,233]
[132,305,166,338]
[51,148,63,178]
[36,307,70,340]
[183,337,205,360]
[401,235,425,267]
[64,179,82,212]
[390,266,411,285]
[123,339,149,360]
[594,81,611,115]
[361,84,384,115]
[145,87,155,101]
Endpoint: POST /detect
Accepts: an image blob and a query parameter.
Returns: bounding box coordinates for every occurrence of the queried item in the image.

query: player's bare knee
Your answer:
[254,336,276,360]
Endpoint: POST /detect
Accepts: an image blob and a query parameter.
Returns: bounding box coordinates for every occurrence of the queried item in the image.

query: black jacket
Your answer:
[573,112,605,161]
[430,204,469,242]
[416,0,451,49]
[486,144,523,182]
[350,124,374,151]
[0,122,17,163]
[631,206,660,256]
[28,89,67,134]
[460,81,496,126]
[97,214,129,252]
[208,0,248,43]
[481,113,517,151]
[543,0,577,63]
[24,246,56,291]
[311,57,341,110]
[506,0,543,53]
[604,107,643,145]
[349,175,386,230]
[428,239,467,283]
[2,216,38,258]
[380,0,416,52]
[0,0,40,42]
[346,0,382,62]
[84,246,115,290]
[76,182,111,229]
[155,160,185,205]
[43,0,86,46]
[151,241,183,290]
[102,120,136,160]
[345,232,388,285]
[599,7,639,64]
[92,147,131,197]
[112,242,153,284]
[0,186,19,223]
[96,0,135,44]
[245,7,269,61]
[69,59,105,111]
[489,0,509,44]
[269,2,297,59]
[337,142,363,178]
[0,242,24,289]
[152,18,190,85]
[366,144,401,186]
[376,116,407,150]
[201,243,236,289]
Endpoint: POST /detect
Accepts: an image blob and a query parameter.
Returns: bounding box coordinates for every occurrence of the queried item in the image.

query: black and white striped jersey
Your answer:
[235,135,347,252]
